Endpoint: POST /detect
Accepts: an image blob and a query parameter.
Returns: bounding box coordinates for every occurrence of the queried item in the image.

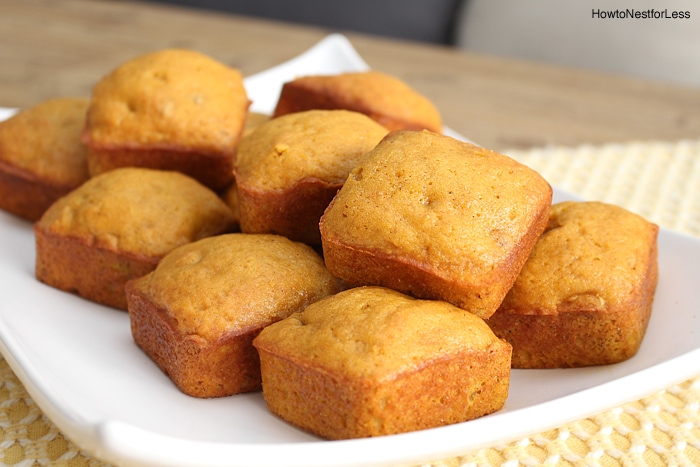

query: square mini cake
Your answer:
[273,71,443,133]
[320,130,552,319]
[82,49,250,191]
[486,201,659,368]
[253,286,512,439]
[34,168,236,310]
[234,109,388,244]
[126,233,342,398]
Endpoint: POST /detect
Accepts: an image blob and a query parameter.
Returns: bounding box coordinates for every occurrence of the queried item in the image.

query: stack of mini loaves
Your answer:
[0,48,659,440]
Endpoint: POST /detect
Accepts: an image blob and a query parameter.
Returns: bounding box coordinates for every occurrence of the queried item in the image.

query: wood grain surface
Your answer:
[2,0,700,150]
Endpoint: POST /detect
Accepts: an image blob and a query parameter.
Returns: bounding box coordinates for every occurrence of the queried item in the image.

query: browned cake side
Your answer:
[273,71,442,133]
[221,180,241,232]
[126,233,343,398]
[253,286,512,439]
[0,98,90,221]
[35,231,160,309]
[234,109,388,244]
[235,177,339,245]
[85,147,238,194]
[487,201,660,368]
[320,130,552,319]
[34,168,236,310]
[82,49,250,191]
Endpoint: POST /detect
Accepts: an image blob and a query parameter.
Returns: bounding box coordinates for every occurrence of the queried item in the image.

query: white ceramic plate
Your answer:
[1,34,699,467]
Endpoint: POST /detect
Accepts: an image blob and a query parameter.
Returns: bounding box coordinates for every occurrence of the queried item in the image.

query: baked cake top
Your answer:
[36,167,235,257]
[274,71,442,133]
[253,286,508,380]
[0,97,90,186]
[499,201,659,314]
[129,233,341,337]
[320,130,553,282]
[234,109,388,191]
[83,49,249,154]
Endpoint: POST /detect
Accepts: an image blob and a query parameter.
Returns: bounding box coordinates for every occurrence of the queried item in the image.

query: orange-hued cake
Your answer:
[82,49,250,191]
[35,168,236,310]
[487,201,659,368]
[320,130,552,319]
[273,71,442,133]
[234,109,389,244]
[243,111,270,137]
[0,98,90,221]
[126,233,342,398]
[253,286,512,439]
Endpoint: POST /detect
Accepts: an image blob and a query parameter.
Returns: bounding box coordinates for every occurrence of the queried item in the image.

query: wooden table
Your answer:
[2,0,700,151]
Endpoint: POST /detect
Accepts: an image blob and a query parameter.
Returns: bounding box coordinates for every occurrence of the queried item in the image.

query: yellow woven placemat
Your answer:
[507,140,700,237]
[1,139,699,467]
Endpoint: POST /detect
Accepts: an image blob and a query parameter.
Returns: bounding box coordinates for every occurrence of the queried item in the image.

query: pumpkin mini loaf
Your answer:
[34,167,236,310]
[253,286,512,439]
[126,233,342,398]
[0,98,90,221]
[273,71,442,133]
[487,201,659,368]
[320,130,552,319]
[82,49,250,191]
[234,109,389,244]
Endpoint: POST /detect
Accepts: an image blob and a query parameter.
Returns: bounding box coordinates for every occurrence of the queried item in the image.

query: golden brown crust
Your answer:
[319,226,539,319]
[85,146,235,194]
[253,286,512,439]
[0,160,75,222]
[127,283,262,398]
[126,233,343,398]
[82,49,250,191]
[234,110,389,244]
[35,229,159,310]
[320,130,552,319]
[236,177,340,245]
[34,168,236,310]
[273,71,442,133]
[487,201,660,368]
[0,98,90,221]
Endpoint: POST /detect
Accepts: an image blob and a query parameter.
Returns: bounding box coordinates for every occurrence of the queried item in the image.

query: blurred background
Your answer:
[144,0,700,88]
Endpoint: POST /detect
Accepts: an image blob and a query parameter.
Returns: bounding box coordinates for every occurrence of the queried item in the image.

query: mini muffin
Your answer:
[234,109,389,244]
[126,233,343,398]
[82,49,250,191]
[487,201,659,368]
[253,286,512,439]
[320,130,552,319]
[0,98,90,221]
[35,167,236,310]
[273,71,442,133]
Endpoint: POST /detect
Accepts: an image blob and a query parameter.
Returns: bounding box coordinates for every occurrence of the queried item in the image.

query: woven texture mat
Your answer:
[1,139,700,467]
